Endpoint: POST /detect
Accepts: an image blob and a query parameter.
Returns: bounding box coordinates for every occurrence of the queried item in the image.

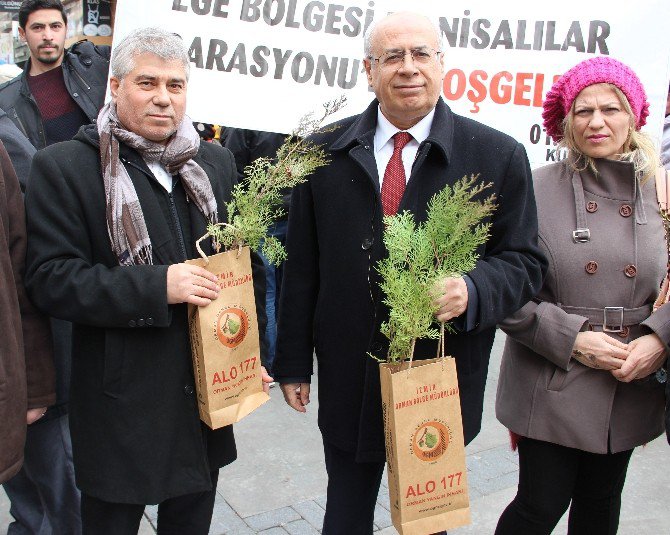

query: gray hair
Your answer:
[111,27,190,81]
[363,13,444,58]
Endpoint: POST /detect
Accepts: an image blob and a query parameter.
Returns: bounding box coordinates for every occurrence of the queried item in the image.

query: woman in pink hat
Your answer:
[495,56,668,534]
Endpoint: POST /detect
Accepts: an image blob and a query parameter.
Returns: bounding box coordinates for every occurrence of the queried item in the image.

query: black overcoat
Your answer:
[275,98,546,462]
[24,125,266,503]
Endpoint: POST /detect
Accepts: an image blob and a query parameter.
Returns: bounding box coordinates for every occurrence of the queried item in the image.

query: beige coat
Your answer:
[496,158,667,454]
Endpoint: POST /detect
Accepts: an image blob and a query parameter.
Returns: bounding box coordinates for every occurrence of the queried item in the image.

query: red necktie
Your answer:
[381,131,412,216]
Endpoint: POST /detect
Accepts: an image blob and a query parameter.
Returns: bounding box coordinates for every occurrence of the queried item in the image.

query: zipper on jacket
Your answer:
[27,95,47,148]
[11,109,29,138]
[168,189,188,261]
[71,66,91,90]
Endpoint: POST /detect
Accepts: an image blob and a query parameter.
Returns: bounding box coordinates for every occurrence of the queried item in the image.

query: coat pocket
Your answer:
[546,364,568,392]
[103,330,125,398]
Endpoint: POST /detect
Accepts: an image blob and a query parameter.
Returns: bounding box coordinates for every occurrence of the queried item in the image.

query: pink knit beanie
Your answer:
[542,56,649,143]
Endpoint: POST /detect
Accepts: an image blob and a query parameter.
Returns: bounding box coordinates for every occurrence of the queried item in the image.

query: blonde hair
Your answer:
[559,84,659,182]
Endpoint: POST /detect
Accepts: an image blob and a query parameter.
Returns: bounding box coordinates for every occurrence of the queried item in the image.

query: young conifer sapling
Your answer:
[206,96,347,264]
[377,175,496,364]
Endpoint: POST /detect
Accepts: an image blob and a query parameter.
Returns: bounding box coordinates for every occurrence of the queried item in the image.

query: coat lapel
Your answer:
[331,100,381,193]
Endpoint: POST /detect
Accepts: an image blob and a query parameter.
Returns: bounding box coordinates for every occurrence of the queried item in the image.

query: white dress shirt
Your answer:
[146,160,173,192]
[374,106,436,190]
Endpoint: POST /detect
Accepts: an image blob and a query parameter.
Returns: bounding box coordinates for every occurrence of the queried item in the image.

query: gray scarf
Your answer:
[97,101,218,265]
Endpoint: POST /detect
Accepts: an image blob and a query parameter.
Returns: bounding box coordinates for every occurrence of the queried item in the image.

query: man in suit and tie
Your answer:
[274,11,546,534]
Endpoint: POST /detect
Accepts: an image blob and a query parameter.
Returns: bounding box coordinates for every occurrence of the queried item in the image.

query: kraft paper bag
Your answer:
[186,246,269,429]
[380,356,471,534]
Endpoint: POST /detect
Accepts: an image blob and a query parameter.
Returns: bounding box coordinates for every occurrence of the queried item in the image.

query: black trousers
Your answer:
[322,441,385,535]
[80,469,219,535]
[495,437,633,535]
[322,440,447,535]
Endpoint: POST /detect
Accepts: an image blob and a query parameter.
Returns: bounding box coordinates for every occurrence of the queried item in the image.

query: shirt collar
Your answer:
[374,106,436,154]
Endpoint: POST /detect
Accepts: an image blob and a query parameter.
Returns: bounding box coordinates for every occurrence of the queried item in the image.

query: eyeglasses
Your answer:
[369,48,442,68]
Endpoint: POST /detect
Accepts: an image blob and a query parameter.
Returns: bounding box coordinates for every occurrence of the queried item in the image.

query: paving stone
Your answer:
[467,486,483,501]
[210,497,252,533]
[214,528,255,535]
[284,519,321,535]
[258,528,289,535]
[469,470,518,496]
[244,507,301,531]
[291,500,324,530]
[468,448,518,478]
[139,514,156,534]
[373,502,393,529]
[313,494,327,510]
[377,484,390,506]
[144,505,158,526]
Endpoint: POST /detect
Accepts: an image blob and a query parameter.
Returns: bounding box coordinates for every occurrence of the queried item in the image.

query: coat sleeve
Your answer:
[2,142,55,408]
[0,114,36,191]
[273,178,318,378]
[468,142,547,330]
[24,148,171,329]
[499,298,588,370]
[640,303,670,353]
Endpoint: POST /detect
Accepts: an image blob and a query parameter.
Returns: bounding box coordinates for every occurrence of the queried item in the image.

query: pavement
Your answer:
[2,331,668,534]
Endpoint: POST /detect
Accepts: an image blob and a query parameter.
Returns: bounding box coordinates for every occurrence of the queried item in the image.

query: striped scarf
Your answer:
[97,102,218,265]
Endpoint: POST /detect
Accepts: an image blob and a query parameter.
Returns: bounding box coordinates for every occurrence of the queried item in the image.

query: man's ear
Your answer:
[109,77,120,103]
[18,27,25,42]
[364,59,373,87]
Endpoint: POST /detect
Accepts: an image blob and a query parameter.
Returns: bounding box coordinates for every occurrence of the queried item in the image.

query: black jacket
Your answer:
[223,128,290,219]
[0,41,110,150]
[274,98,547,462]
[24,124,266,503]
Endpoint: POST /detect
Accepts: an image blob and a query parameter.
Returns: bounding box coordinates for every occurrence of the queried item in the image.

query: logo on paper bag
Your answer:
[411,420,450,462]
[215,307,249,348]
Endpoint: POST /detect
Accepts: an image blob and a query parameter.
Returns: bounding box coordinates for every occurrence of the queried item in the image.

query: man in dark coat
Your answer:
[274,12,546,534]
[24,27,268,534]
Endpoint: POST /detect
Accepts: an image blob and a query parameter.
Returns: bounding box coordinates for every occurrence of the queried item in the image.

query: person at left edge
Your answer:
[0,138,55,484]
[24,27,270,534]
[0,1,110,532]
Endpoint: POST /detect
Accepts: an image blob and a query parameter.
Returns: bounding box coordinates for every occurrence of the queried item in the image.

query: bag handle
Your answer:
[194,223,242,264]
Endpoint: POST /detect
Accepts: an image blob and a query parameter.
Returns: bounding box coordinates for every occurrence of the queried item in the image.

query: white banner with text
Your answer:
[113,0,670,168]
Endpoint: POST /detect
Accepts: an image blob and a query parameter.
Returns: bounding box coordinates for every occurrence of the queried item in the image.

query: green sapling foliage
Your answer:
[206,96,347,265]
[377,174,496,363]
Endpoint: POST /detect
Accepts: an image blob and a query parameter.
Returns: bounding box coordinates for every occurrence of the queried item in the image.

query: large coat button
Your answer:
[184,385,194,395]
[624,264,637,277]
[586,201,598,213]
[585,261,598,274]
[361,237,374,250]
[619,204,633,217]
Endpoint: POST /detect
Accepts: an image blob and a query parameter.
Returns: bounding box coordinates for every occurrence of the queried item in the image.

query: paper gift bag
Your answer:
[186,246,269,429]
[380,356,471,534]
